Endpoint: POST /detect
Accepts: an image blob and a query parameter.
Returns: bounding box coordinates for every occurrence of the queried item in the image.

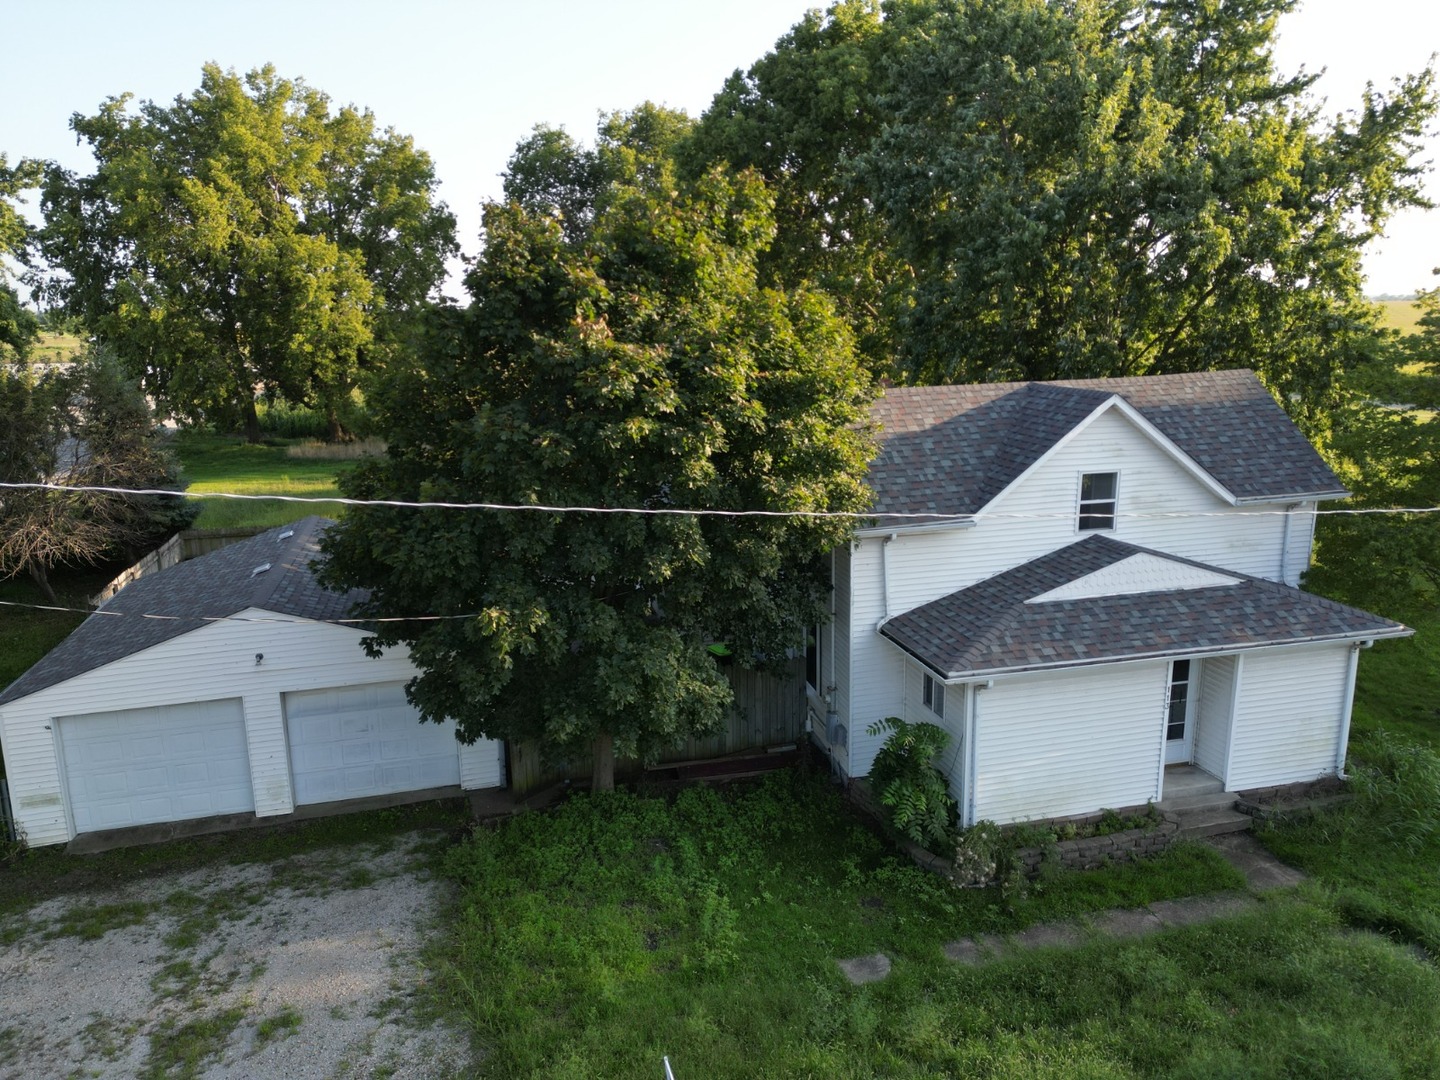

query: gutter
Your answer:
[856,516,976,539]
[1233,489,1349,505]
[879,625,1413,683]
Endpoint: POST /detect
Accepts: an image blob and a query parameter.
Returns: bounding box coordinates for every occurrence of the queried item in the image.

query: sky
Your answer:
[2,0,1436,298]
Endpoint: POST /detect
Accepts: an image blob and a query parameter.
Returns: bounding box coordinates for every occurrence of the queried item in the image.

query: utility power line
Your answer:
[2,480,1440,519]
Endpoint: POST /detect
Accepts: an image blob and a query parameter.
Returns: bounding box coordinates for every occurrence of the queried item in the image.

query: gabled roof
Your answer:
[0,517,363,708]
[867,370,1347,525]
[879,535,1410,680]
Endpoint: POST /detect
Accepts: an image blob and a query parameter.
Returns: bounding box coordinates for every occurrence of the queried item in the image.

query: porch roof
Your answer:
[879,535,1410,680]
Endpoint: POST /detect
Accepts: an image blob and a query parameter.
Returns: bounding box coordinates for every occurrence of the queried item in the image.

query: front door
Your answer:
[1164,659,1196,765]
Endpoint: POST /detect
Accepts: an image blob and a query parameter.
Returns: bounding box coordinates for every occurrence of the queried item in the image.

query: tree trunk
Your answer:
[591,731,616,793]
[27,561,58,606]
[242,395,261,444]
[326,405,345,444]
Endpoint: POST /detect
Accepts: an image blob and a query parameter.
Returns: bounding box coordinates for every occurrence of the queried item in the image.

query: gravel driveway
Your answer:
[0,834,467,1079]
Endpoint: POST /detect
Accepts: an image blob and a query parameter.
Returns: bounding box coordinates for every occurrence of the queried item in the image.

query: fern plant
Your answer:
[866,716,956,849]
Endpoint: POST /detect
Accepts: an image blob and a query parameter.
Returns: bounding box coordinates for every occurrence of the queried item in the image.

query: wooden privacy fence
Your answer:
[91,527,266,605]
[508,657,807,796]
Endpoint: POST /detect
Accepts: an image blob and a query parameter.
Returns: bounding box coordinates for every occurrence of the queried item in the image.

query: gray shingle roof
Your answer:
[868,370,1347,524]
[880,535,1410,679]
[0,517,364,707]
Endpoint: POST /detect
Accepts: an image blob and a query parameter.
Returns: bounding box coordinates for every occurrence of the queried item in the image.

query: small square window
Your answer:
[1078,472,1118,531]
[922,673,945,719]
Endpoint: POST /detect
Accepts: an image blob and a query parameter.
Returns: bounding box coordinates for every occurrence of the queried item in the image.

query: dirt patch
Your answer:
[0,836,465,1079]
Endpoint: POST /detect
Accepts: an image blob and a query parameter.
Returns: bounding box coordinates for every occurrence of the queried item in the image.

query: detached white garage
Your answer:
[0,518,506,848]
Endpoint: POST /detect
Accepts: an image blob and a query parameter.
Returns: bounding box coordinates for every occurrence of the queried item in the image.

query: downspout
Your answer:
[877,533,898,629]
[966,682,990,827]
[1278,502,1299,584]
[1335,641,1368,778]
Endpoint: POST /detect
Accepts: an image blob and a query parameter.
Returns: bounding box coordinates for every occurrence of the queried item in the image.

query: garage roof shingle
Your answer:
[0,517,363,707]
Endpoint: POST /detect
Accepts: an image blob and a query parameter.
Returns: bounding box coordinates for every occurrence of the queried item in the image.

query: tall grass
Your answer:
[426,772,1440,1080]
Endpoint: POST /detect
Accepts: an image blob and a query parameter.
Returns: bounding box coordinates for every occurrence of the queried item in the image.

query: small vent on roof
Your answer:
[251,563,272,577]
[278,529,295,540]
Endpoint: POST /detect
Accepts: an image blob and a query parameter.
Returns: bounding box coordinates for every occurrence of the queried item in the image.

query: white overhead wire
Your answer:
[1,480,1439,519]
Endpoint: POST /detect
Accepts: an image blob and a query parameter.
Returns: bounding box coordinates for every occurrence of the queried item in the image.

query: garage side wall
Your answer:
[0,609,502,847]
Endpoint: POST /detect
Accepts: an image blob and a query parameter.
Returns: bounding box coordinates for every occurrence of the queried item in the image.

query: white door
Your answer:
[60,699,254,833]
[1164,659,1197,765]
[284,683,460,806]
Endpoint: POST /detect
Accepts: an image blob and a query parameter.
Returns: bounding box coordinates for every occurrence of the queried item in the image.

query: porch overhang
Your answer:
[878,536,1412,682]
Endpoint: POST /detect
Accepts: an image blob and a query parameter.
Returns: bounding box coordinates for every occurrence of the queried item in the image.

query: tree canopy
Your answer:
[686,0,1437,421]
[319,114,875,789]
[0,154,43,359]
[39,64,456,440]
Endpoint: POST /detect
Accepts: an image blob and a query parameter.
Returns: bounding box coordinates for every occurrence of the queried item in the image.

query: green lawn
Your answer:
[428,771,1439,1078]
[172,432,355,529]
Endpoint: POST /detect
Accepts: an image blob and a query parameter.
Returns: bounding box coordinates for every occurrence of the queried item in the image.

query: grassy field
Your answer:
[1376,298,1425,335]
[27,331,86,365]
[172,432,358,529]
[428,770,1439,1078]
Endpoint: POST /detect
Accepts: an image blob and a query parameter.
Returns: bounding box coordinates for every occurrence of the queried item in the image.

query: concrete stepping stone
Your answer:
[1205,833,1308,891]
[1149,893,1259,927]
[943,933,1009,965]
[1011,922,1085,950]
[1090,906,1164,939]
[837,952,891,985]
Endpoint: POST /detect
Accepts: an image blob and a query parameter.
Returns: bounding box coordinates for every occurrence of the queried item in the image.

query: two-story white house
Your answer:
[806,370,1410,825]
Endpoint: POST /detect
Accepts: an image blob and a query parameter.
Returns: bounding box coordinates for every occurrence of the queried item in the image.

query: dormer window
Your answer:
[1078,472,1118,531]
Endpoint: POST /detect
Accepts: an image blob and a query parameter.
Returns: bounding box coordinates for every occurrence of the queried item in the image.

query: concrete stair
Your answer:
[1160,766,1252,839]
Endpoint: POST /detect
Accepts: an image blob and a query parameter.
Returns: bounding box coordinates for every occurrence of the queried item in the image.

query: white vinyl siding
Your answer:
[1281,503,1317,587]
[899,660,968,811]
[848,540,903,777]
[845,407,1306,780]
[972,662,1167,824]
[59,699,253,832]
[1193,655,1235,781]
[0,608,504,846]
[1227,645,1351,791]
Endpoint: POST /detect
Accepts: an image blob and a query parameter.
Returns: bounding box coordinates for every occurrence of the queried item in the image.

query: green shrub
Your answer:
[865,716,956,848]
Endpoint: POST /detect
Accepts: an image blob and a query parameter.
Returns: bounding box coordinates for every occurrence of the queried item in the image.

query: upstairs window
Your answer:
[1078,472,1118,531]
[923,673,946,719]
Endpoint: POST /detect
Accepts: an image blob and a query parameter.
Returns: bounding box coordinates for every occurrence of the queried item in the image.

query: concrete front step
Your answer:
[1160,790,1241,813]
[1175,807,1253,839]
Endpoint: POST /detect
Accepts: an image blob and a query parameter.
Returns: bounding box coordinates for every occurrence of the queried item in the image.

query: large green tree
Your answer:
[687,0,1436,421]
[40,64,456,441]
[0,154,43,359]
[1309,293,1440,614]
[319,117,874,790]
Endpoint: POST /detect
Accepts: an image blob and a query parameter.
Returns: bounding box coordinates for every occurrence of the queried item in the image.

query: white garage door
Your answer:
[284,683,460,806]
[60,699,254,833]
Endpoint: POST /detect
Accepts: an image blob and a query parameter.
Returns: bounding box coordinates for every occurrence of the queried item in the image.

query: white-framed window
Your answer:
[922,673,945,719]
[1078,471,1118,531]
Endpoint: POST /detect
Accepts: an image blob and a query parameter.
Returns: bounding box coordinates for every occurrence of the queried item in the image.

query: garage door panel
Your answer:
[285,684,461,805]
[60,699,254,833]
